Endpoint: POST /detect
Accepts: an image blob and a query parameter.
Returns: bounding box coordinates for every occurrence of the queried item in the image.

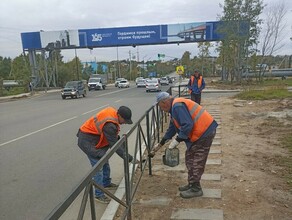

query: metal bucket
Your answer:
[162,148,179,167]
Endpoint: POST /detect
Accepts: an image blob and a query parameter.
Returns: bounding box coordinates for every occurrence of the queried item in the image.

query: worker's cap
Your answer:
[156,92,170,103]
[118,106,133,124]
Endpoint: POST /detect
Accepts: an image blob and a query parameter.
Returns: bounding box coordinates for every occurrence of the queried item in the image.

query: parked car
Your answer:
[145,78,161,92]
[115,78,126,87]
[118,79,130,88]
[61,80,86,99]
[160,77,169,85]
[136,79,146,88]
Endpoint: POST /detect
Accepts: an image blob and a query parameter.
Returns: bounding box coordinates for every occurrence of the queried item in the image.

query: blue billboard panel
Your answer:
[21,21,248,50]
[79,25,167,47]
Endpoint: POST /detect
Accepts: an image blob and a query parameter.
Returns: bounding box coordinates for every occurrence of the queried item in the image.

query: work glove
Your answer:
[168,139,179,149]
[149,143,162,158]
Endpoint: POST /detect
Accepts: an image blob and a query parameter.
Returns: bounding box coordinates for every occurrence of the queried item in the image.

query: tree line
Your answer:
[0,0,290,93]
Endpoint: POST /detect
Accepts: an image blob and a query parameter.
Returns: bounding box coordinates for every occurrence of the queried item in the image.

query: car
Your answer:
[135,77,144,85]
[87,77,106,91]
[160,77,169,85]
[115,78,126,87]
[145,78,161,92]
[136,79,146,88]
[61,80,86,99]
[118,79,130,88]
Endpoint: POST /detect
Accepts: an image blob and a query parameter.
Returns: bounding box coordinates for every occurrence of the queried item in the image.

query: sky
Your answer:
[0,0,291,63]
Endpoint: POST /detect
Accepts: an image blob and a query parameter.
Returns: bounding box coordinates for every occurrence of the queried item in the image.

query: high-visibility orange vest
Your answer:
[188,75,203,94]
[172,98,213,142]
[80,107,120,149]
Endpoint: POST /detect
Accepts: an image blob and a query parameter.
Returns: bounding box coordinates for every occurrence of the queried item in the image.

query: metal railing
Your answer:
[45,104,167,220]
[45,85,188,220]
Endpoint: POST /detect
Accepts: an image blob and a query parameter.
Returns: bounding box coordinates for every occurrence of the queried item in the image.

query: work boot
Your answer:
[178,184,191,191]
[95,195,110,204]
[180,182,203,198]
[105,183,118,189]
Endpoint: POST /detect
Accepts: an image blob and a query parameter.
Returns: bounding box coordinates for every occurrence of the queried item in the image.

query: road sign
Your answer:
[176,65,184,75]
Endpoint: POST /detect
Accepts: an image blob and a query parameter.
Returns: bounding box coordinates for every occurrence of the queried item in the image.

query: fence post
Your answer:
[122,137,132,220]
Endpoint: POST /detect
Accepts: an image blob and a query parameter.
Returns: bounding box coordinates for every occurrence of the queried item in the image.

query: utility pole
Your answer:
[129,50,132,81]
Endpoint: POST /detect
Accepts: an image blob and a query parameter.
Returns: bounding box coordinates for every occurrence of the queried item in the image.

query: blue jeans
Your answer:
[88,156,111,197]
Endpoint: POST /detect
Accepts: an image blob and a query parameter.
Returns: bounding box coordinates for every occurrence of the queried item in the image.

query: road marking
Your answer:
[115,99,122,103]
[0,116,77,147]
[81,104,109,115]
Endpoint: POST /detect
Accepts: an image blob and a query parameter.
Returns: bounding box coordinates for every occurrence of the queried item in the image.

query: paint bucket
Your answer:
[162,148,179,167]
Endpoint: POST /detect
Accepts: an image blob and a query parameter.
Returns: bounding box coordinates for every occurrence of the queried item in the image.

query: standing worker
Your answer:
[77,106,135,203]
[151,92,217,199]
[187,70,205,104]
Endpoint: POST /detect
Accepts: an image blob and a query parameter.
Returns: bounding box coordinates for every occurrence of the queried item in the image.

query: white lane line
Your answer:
[115,99,122,103]
[81,104,109,115]
[0,116,77,147]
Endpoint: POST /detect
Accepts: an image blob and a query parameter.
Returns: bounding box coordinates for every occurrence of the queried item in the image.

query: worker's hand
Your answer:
[168,139,179,149]
[131,159,140,164]
[149,143,162,158]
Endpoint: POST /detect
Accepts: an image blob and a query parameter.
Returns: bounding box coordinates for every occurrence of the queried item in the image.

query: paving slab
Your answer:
[212,141,221,146]
[201,174,221,181]
[152,164,185,172]
[206,159,221,165]
[209,149,221,154]
[134,196,172,206]
[171,208,223,220]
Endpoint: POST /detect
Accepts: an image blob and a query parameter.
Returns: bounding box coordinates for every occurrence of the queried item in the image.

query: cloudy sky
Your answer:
[0,0,291,63]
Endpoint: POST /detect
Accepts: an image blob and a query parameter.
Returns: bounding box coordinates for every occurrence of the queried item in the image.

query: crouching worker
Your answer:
[77,106,134,203]
[153,92,218,199]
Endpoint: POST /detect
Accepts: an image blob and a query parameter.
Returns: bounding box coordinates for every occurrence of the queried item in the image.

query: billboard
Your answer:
[21,21,248,50]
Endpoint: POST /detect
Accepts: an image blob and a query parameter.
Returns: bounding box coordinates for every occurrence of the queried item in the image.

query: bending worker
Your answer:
[187,70,205,104]
[77,106,134,203]
[152,92,217,199]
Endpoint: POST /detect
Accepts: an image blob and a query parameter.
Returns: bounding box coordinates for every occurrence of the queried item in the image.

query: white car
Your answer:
[136,79,146,88]
[115,78,125,87]
[160,77,169,85]
[145,79,161,92]
[118,79,130,88]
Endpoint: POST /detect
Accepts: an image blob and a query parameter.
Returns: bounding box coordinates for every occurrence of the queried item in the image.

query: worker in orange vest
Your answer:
[187,70,205,104]
[151,92,217,198]
[77,106,135,203]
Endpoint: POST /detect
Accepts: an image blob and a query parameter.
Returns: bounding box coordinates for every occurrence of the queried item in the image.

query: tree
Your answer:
[257,1,288,81]
[197,42,213,76]
[0,56,12,79]
[10,55,31,90]
[181,51,191,75]
[218,0,264,82]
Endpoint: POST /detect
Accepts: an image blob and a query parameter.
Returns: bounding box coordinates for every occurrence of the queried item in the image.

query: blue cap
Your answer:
[156,92,170,103]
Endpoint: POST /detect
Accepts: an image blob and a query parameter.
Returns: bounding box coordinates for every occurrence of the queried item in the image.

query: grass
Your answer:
[1,87,28,96]
[235,87,292,100]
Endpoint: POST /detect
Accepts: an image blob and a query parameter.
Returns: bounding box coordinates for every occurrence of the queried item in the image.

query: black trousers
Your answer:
[191,93,201,105]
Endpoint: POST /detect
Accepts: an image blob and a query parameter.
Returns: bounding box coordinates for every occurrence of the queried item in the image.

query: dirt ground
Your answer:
[115,92,292,219]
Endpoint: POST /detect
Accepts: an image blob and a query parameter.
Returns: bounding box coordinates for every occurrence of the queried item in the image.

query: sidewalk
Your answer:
[0,89,60,102]
[108,104,224,220]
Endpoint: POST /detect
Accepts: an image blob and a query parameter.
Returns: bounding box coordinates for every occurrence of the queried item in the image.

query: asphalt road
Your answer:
[0,83,166,220]
[0,81,238,220]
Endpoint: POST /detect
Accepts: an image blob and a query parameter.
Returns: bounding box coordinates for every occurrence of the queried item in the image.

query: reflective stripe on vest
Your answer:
[172,98,213,142]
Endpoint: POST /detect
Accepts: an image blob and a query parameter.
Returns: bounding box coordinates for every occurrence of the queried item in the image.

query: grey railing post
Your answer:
[122,137,132,220]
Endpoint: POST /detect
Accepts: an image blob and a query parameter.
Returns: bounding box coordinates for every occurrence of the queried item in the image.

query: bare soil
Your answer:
[115,94,292,220]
